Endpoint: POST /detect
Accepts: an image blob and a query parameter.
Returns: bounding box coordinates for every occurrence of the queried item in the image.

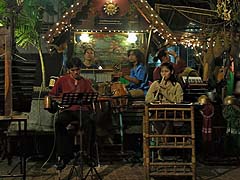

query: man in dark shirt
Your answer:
[49,57,96,170]
[80,48,99,69]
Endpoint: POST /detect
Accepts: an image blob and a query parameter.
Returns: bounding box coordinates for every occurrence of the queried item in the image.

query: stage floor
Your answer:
[0,156,240,180]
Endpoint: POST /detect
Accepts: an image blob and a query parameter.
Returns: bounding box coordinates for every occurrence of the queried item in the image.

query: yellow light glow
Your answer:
[80,33,90,42]
[127,33,138,43]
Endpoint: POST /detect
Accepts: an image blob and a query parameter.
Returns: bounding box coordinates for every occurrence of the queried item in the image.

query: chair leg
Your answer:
[119,112,124,153]
[95,141,100,167]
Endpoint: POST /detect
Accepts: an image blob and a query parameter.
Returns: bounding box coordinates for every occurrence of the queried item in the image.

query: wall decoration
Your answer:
[103,0,119,16]
[73,32,146,68]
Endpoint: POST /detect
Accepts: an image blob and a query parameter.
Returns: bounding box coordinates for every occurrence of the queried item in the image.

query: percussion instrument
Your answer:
[111,82,128,97]
[80,69,113,83]
[110,82,128,112]
[97,82,112,96]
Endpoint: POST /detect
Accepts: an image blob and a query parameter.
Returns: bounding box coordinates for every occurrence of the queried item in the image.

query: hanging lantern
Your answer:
[224,96,236,105]
[198,95,209,105]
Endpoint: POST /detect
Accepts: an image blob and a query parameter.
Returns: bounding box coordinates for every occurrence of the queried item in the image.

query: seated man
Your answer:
[80,47,100,69]
[49,57,96,170]
[121,49,149,98]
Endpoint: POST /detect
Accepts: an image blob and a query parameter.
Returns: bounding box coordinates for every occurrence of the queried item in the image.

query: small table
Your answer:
[0,114,28,180]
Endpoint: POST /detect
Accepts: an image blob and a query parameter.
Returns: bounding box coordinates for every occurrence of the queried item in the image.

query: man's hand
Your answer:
[167,50,177,58]
[121,67,131,76]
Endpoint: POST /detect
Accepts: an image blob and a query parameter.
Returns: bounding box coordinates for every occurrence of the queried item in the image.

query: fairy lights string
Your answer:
[43,0,212,49]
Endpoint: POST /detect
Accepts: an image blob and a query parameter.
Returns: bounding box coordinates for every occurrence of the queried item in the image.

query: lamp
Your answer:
[79,33,90,42]
[127,33,137,43]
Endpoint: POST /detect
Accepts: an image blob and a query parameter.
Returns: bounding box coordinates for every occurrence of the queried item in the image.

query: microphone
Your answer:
[75,74,81,80]
[75,75,81,86]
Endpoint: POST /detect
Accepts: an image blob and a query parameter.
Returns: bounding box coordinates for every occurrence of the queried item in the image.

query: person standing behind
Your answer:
[152,49,179,81]
[121,49,149,97]
[146,62,183,104]
[49,57,96,170]
[81,47,100,69]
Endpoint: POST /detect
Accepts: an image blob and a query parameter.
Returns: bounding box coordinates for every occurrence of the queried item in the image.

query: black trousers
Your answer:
[55,110,95,160]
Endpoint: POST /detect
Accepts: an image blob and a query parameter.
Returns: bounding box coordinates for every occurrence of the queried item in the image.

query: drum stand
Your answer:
[59,93,102,180]
[111,95,128,154]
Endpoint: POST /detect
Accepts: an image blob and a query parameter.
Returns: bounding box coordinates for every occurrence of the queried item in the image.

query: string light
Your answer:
[44,0,204,48]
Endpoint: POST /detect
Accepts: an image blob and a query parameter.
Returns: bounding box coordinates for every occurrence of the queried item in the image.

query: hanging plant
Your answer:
[217,0,232,21]
[15,0,57,88]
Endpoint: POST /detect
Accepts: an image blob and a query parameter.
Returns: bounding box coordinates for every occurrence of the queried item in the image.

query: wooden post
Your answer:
[4,27,12,115]
[145,28,153,64]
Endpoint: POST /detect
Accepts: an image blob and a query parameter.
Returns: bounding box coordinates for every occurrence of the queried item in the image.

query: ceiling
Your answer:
[147,0,214,9]
[145,0,237,47]
[45,0,238,48]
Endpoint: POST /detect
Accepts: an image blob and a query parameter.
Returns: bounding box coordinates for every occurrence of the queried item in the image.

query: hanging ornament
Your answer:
[16,0,24,6]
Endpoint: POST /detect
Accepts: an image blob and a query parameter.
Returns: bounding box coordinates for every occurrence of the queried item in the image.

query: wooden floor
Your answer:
[1,156,240,180]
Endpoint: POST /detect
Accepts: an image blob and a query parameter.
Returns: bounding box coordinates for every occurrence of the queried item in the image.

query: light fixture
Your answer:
[79,33,90,42]
[127,33,137,43]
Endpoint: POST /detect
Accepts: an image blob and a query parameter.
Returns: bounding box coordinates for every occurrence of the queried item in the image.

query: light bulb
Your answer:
[127,33,137,43]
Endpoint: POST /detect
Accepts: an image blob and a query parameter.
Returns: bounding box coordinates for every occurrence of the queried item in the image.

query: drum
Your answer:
[110,82,128,112]
[97,82,112,96]
[111,82,128,97]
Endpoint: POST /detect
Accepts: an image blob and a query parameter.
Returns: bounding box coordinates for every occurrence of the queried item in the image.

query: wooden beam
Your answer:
[4,27,12,115]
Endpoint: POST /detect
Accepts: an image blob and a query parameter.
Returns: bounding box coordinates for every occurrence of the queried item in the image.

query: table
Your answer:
[0,114,28,180]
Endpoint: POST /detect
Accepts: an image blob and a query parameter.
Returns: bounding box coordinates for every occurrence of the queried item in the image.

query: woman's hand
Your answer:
[159,77,167,89]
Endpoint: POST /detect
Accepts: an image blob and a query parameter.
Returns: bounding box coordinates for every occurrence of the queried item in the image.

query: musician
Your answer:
[80,47,100,69]
[121,49,149,97]
[146,62,183,104]
[153,49,179,81]
[153,49,199,87]
[49,57,96,170]
[146,62,183,160]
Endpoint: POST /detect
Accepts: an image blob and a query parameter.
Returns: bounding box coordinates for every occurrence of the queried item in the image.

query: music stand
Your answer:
[59,92,102,180]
